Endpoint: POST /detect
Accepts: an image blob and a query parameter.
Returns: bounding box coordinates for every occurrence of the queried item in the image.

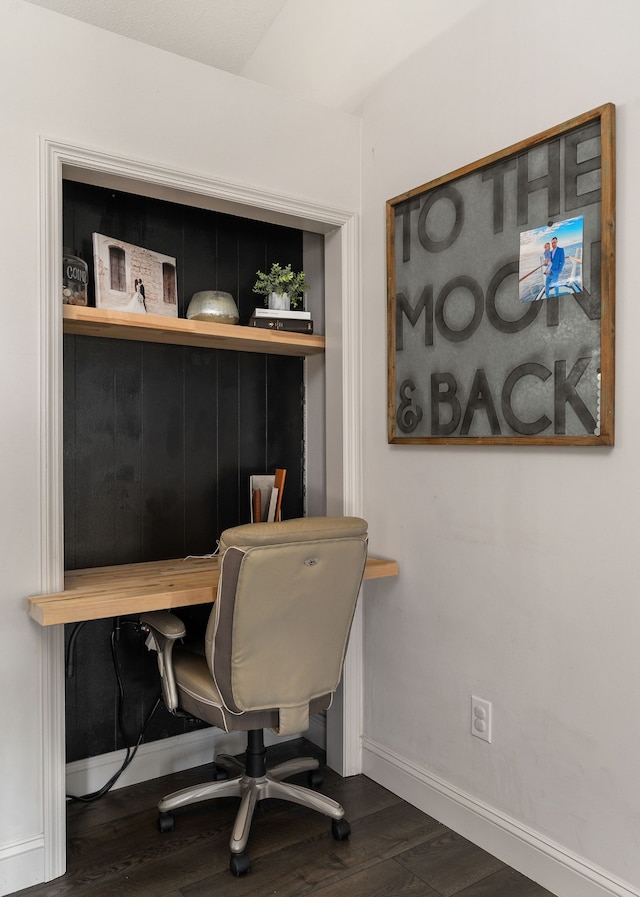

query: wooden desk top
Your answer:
[27,555,399,626]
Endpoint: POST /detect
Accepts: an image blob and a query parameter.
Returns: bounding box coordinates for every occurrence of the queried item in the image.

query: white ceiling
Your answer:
[25,0,289,77]
[24,0,485,112]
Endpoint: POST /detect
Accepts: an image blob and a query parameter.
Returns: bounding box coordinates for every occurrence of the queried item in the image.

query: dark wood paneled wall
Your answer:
[63,181,306,764]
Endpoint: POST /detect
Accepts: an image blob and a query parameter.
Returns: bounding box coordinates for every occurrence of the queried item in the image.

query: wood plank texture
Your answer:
[63,305,325,356]
[27,556,399,626]
[59,181,311,763]
[21,739,554,897]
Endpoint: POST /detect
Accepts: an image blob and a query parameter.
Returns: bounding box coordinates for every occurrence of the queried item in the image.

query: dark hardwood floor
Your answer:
[14,739,555,897]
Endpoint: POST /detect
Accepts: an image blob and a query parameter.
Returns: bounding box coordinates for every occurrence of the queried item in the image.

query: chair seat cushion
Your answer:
[173,645,331,733]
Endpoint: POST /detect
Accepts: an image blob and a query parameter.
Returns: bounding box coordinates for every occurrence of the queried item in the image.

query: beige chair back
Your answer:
[207,517,367,736]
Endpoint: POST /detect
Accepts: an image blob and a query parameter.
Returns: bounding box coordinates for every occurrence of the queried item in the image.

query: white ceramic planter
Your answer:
[268,291,290,311]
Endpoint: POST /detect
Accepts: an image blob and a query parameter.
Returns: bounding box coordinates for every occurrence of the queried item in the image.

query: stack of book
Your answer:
[250,468,286,522]
[248,307,313,334]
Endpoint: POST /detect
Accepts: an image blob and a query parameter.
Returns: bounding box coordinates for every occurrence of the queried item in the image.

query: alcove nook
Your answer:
[38,138,363,880]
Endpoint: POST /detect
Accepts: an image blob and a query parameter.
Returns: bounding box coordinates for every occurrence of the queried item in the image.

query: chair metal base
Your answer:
[158,754,346,856]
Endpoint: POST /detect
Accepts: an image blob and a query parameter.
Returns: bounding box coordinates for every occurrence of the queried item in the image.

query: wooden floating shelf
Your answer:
[63,305,325,357]
[27,555,399,626]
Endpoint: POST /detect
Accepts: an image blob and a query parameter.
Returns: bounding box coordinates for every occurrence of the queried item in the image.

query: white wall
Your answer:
[360,1,640,896]
[241,0,487,112]
[6,1,640,895]
[0,2,360,892]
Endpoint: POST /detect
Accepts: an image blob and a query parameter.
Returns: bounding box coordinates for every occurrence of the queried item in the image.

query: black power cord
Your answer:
[65,621,88,679]
[66,621,161,803]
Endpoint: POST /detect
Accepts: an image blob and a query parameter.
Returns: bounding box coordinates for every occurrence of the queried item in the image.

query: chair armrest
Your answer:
[140,612,187,711]
[140,611,186,640]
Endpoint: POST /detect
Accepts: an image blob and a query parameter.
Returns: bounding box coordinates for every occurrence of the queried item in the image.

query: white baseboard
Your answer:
[66,726,318,798]
[0,835,45,896]
[362,738,639,897]
[66,727,244,797]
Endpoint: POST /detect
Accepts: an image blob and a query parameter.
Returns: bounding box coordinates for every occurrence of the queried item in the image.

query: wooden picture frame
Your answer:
[387,104,615,445]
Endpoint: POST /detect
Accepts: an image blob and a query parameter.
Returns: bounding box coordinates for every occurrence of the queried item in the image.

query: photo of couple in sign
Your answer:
[518,216,584,303]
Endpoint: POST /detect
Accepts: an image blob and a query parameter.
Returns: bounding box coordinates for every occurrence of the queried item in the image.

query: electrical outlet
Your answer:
[471,696,492,743]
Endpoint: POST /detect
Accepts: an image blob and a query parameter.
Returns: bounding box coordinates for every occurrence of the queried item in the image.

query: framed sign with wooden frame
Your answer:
[387,104,615,445]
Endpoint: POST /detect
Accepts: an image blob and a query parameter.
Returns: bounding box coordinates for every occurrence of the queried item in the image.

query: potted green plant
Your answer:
[252,262,308,311]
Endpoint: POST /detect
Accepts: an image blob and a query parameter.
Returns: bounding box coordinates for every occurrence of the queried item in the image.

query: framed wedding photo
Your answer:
[92,232,178,318]
[387,103,615,446]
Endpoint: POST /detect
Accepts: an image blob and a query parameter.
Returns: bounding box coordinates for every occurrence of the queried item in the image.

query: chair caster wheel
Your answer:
[158,812,174,833]
[331,817,351,841]
[230,851,250,876]
[308,768,324,788]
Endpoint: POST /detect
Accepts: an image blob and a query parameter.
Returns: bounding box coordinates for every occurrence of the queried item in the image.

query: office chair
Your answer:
[141,515,368,876]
